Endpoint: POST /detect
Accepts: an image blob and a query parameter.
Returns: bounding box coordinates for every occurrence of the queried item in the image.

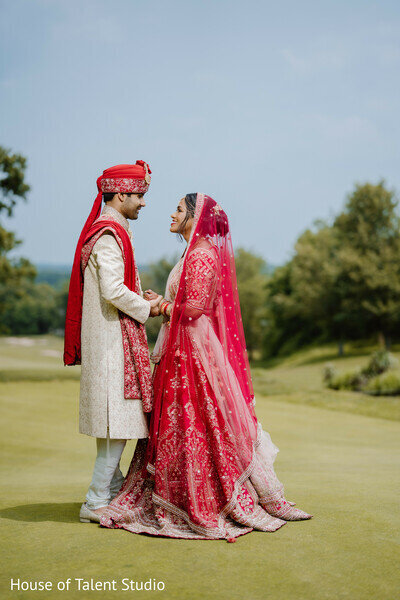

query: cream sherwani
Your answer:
[79,205,150,439]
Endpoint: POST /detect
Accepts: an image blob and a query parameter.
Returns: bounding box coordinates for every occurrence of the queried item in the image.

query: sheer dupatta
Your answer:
[148,194,259,486]
[100,194,312,539]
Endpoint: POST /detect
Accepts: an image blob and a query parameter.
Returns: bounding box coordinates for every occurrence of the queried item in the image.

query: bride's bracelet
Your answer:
[160,301,171,317]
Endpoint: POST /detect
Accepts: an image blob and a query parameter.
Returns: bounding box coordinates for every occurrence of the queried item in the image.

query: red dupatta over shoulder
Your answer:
[64,217,133,366]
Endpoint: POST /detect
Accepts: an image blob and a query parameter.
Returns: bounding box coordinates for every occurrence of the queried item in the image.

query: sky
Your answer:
[0,0,399,268]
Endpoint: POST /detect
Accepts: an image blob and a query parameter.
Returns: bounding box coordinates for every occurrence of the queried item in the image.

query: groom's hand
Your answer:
[149,295,163,317]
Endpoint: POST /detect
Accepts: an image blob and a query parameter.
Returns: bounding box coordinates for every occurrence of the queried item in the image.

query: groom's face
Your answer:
[122,193,146,220]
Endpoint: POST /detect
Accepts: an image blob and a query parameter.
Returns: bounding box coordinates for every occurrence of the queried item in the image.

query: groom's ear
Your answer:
[116,192,126,203]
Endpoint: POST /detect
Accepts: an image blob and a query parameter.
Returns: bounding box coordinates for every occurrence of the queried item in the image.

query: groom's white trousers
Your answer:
[85,436,126,510]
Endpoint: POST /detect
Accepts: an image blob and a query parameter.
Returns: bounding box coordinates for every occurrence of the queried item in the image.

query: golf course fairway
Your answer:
[1,377,399,600]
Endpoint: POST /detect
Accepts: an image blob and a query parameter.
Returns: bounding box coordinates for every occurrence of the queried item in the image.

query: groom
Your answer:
[64,161,161,523]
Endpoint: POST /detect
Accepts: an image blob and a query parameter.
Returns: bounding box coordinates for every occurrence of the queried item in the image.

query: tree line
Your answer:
[1,146,399,357]
[263,181,400,358]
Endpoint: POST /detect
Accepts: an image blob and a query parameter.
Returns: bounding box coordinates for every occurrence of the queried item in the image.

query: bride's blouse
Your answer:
[150,243,218,362]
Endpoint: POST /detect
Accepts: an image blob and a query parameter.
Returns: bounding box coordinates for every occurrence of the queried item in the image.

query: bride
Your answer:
[100,193,312,541]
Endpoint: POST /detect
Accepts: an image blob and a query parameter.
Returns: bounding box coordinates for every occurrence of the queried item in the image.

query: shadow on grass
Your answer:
[0,502,82,523]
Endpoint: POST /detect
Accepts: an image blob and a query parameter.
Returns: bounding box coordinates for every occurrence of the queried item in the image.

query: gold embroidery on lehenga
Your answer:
[100,196,311,539]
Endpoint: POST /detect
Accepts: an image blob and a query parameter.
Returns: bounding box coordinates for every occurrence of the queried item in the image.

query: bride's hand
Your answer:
[149,294,163,317]
[144,289,159,301]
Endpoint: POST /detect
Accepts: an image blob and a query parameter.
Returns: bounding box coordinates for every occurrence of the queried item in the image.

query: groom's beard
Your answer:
[130,207,141,220]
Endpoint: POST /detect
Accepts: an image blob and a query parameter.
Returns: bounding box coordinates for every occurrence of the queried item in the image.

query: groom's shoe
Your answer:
[79,502,103,523]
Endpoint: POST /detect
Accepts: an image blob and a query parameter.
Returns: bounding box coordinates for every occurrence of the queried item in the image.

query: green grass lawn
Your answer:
[252,341,400,421]
[0,335,80,382]
[0,336,399,600]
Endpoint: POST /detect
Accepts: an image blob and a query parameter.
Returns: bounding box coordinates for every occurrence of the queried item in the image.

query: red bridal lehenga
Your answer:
[100,195,312,541]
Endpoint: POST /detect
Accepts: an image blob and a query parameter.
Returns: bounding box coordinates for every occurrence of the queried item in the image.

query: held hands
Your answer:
[145,289,171,319]
[146,290,163,317]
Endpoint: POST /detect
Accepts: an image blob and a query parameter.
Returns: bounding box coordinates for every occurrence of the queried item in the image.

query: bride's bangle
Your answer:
[160,301,171,317]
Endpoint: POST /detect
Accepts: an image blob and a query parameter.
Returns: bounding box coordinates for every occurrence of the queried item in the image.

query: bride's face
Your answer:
[170,198,193,236]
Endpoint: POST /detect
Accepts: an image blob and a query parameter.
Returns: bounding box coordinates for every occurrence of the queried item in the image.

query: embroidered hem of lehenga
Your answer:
[101,422,285,540]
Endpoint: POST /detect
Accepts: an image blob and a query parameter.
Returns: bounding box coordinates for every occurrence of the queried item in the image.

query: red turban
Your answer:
[63,160,151,365]
[100,160,152,194]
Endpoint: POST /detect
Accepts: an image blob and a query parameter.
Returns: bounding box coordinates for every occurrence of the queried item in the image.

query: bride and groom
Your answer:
[64,160,312,542]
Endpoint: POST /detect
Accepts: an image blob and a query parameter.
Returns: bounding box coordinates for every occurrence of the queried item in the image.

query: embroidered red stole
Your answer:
[64,218,153,412]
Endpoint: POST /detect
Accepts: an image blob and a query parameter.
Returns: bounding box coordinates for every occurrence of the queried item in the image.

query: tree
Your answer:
[289,223,366,355]
[264,259,323,358]
[333,182,400,348]
[235,248,268,360]
[1,281,58,335]
[0,146,38,333]
[264,181,400,357]
[0,146,30,216]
